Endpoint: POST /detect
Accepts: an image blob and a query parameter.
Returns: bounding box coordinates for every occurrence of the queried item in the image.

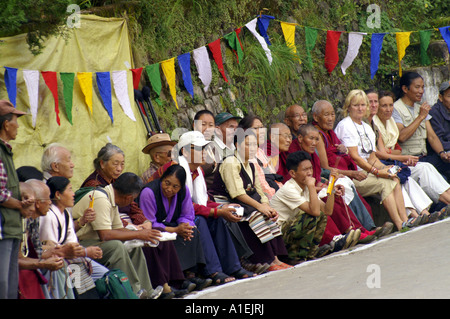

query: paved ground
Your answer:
[186,218,450,299]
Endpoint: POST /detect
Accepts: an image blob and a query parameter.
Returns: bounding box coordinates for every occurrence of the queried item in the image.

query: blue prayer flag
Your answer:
[4,67,18,106]
[96,72,113,123]
[257,15,275,46]
[439,26,450,56]
[370,33,386,79]
[177,52,194,99]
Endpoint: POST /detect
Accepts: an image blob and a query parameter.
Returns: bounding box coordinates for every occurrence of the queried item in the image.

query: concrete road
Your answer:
[186,218,450,299]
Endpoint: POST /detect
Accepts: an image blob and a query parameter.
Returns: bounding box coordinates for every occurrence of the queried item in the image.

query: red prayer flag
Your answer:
[208,39,228,83]
[324,30,342,74]
[41,71,60,125]
[130,67,143,90]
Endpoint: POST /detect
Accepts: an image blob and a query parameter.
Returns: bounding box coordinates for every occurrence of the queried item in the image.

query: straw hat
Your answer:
[142,133,176,154]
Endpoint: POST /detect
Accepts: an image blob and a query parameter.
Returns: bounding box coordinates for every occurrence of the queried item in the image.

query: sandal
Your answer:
[210,272,235,285]
[231,268,256,279]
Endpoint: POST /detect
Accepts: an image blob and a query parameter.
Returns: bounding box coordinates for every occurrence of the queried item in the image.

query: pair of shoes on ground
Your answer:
[137,285,164,299]
[267,262,293,272]
[159,280,198,299]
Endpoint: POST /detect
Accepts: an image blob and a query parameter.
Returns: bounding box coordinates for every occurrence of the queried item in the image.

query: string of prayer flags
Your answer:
[341,32,366,75]
[41,71,60,125]
[324,30,342,74]
[77,72,93,115]
[60,72,75,125]
[160,58,179,109]
[370,33,386,79]
[145,63,163,105]
[208,39,229,83]
[419,30,432,66]
[280,22,298,55]
[246,18,273,65]
[396,31,412,76]
[4,67,18,106]
[193,46,213,92]
[22,70,39,127]
[130,67,143,90]
[305,27,318,70]
[96,72,114,123]
[177,52,194,98]
[112,70,136,121]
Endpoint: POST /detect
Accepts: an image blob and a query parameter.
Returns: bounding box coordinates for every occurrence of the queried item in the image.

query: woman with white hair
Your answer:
[334,90,410,231]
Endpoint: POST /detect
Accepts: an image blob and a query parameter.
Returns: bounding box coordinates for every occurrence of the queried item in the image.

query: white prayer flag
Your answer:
[22,70,40,127]
[112,70,136,121]
[341,32,366,75]
[193,46,212,92]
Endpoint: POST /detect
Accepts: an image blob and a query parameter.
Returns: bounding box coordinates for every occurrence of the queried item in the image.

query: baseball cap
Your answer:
[177,131,210,150]
[0,100,26,117]
[439,81,450,94]
[215,112,241,126]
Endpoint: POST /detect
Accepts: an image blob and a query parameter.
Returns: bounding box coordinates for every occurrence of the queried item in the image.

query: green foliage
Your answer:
[0,0,72,55]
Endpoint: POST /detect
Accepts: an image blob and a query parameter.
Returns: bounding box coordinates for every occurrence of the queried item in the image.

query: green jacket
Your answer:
[0,140,22,240]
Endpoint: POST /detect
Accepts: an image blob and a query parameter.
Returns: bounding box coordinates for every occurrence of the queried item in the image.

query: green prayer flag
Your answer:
[419,30,432,66]
[145,63,163,105]
[224,31,244,64]
[305,27,318,69]
[60,72,75,125]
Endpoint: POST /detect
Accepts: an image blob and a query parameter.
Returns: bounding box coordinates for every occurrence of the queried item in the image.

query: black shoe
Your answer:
[181,280,197,292]
[189,277,213,291]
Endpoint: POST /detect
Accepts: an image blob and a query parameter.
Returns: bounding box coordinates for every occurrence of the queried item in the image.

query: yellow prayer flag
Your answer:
[396,32,412,77]
[280,22,296,52]
[161,58,179,109]
[77,72,93,114]
[280,22,300,63]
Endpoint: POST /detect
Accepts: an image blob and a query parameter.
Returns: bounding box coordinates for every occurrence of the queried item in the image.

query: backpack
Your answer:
[95,269,139,299]
[74,186,108,206]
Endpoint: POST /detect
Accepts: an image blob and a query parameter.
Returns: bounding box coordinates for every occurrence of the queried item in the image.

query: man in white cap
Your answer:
[0,100,34,299]
[141,133,177,184]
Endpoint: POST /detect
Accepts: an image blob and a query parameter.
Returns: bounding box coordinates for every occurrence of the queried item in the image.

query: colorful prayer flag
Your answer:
[370,33,386,79]
[22,70,40,127]
[96,72,113,123]
[324,30,342,74]
[145,63,163,106]
[4,67,17,106]
[246,18,273,65]
[305,27,318,69]
[77,72,93,115]
[341,32,366,75]
[60,72,75,125]
[130,67,143,90]
[112,70,136,121]
[41,71,60,125]
[257,15,275,45]
[177,52,194,98]
[208,39,228,83]
[160,58,179,109]
[396,32,412,77]
[193,46,213,92]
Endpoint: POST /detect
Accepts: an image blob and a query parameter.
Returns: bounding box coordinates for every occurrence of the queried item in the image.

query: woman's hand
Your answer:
[257,203,278,222]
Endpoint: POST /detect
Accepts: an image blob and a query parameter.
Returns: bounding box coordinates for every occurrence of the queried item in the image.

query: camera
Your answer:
[388,165,400,175]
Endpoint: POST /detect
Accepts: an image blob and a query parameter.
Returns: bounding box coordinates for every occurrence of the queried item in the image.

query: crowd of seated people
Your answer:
[1,72,450,299]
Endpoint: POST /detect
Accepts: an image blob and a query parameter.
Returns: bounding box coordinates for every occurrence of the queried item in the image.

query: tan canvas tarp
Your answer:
[0,15,150,189]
